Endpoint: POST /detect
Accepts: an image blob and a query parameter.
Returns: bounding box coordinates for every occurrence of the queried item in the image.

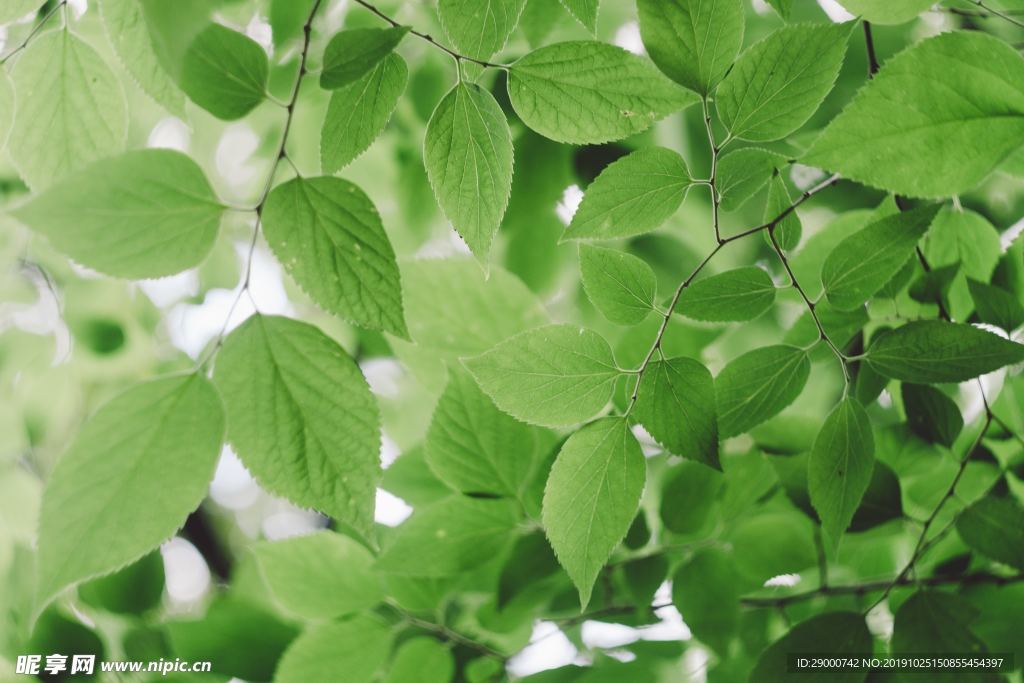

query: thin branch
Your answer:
[385,601,506,659]
[352,0,507,69]
[972,0,1024,28]
[914,246,952,321]
[702,98,723,244]
[722,174,840,242]
[0,0,66,65]
[863,21,880,77]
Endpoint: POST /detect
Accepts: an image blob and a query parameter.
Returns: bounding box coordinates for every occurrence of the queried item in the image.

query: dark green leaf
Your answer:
[181,23,268,120]
[672,547,739,654]
[750,612,871,682]
[901,383,963,447]
[968,279,1024,333]
[956,494,1024,571]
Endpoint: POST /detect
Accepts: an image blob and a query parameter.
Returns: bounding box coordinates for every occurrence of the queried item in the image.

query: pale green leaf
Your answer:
[542,417,645,608]
[717,148,787,212]
[11,149,224,279]
[0,0,42,24]
[751,612,872,682]
[321,53,408,172]
[637,0,744,94]
[564,147,691,240]
[275,615,393,683]
[181,23,268,120]
[836,0,934,24]
[213,315,380,540]
[138,0,214,82]
[804,31,1024,198]
[253,531,382,619]
[269,0,316,48]
[716,22,851,142]
[716,345,810,437]
[634,357,719,469]
[678,266,776,322]
[924,208,1001,280]
[764,174,801,250]
[98,0,186,116]
[383,638,455,683]
[578,243,657,325]
[464,324,621,427]
[320,26,409,90]
[426,367,544,497]
[0,71,12,151]
[36,375,224,609]
[261,176,407,337]
[507,41,699,144]
[559,0,599,32]
[866,321,1024,383]
[438,0,526,60]
[8,30,126,189]
[376,496,520,575]
[956,494,1024,571]
[821,204,940,311]
[671,547,738,654]
[424,82,513,262]
[808,398,875,549]
[764,0,792,19]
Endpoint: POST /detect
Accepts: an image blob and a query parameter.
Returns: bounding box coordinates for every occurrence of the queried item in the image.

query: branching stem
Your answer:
[0,0,67,65]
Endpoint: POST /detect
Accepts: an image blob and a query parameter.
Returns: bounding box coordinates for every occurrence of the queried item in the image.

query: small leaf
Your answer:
[36,375,224,610]
[383,638,455,683]
[321,53,408,172]
[821,204,940,311]
[542,418,645,608]
[678,267,776,322]
[968,279,1024,333]
[660,462,722,534]
[716,345,810,438]
[464,324,620,428]
[901,383,963,447]
[275,615,393,683]
[253,531,383,619]
[376,496,520,575]
[424,82,514,262]
[269,0,317,48]
[637,0,744,94]
[717,148,787,212]
[634,357,719,469]
[214,315,380,540]
[438,0,525,60]
[507,41,699,144]
[764,0,792,19]
[891,591,991,663]
[564,147,691,240]
[808,398,875,549]
[865,321,1024,383]
[559,0,599,32]
[750,612,872,682]
[671,547,739,654]
[498,531,561,608]
[181,23,269,120]
[956,494,1024,571]
[261,176,407,337]
[320,26,409,90]
[804,31,1024,198]
[836,0,935,25]
[716,22,851,142]
[764,174,801,251]
[578,243,657,325]
[11,149,224,279]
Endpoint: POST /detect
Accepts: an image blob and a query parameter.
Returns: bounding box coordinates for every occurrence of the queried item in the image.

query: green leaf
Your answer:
[261,176,407,337]
[716,22,851,142]
[269,0,316,48]
[376,496,520,575]
[716,345,810,438]
[321,53,408,172]
[891,591,991,677]
[464,324,621,427]
[98,0,186,116]
[275,615,393,683]
[36,375,224,609]
[968,279,1024,333]
[671,547,739,654]
[424,82,514,262]
[438,0,526,60]
[78,552,165,616]
[253,531,383,619]
[564,147,691,240]
[542,417,645,608]
[660,461,722,533]
[764,0,792,19]
[924,207,1001,279]
[634,357,719,469]
[808,398,875,549]
[578,244,657,325]
[865,321,1024,383]
[836,0,934,24]
[559,0,599,32]
[8,31,126,189]
[750,612,872,682]
[320,26,409,90]
[0,0,43,24]
[383,637,455,683]
[181,23,268,120]
[213,315,380,540]
[716,148,787,212]
[804,31,1024,198]
[821,204,940,311]
[678,266,776,322]
[426,367,544,497]
[498,531,561,607]
[0,71,14,152]
[507,41,699,144]
[956,494,1024,571]
[764,174,801,251]
[901,383,963,448]
[11,149,224,279]
[637,0,744,94]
